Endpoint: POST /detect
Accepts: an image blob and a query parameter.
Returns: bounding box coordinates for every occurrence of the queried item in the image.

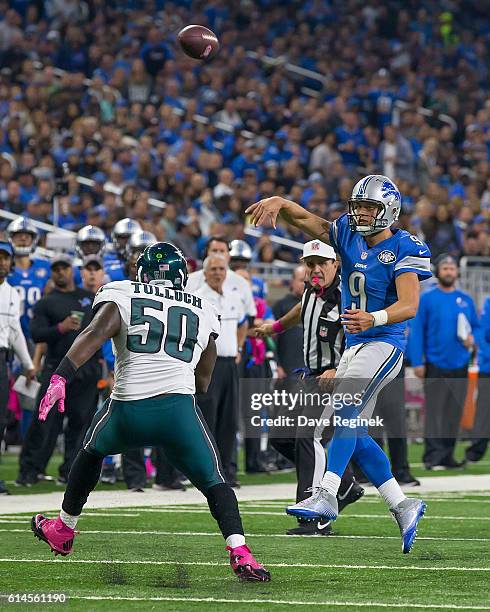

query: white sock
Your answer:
[320,471,341,496]
[378,478,406,510]
[60,509,79,530]
[226,534,246,549]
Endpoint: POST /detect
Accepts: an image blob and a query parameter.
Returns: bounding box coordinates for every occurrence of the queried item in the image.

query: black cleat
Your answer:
[286,519,332,536]
[338,481,365,513]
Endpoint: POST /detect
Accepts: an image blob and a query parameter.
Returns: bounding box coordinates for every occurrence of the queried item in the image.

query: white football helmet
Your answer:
[126,230,157,258]
[7,217,39,256]
[111,218,141,257]
[76,225,106,259]
[347,175,401,236]
[229,239,252,261]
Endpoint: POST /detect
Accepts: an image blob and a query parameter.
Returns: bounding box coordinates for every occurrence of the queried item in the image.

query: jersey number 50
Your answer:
[127,298,199,363]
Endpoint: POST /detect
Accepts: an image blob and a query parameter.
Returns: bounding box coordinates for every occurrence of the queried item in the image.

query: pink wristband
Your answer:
[272,320,285,334]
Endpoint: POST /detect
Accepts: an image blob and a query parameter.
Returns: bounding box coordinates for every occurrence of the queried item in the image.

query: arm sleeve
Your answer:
[394,236,432,280]
[408,294,427,368]
[30,297,61,344]
[469,297,480,337]
[8,293,33,369]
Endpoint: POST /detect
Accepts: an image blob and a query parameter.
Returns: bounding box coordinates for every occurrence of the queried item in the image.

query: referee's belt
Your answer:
[0,347,8,358]
[216,356,236,361]
[293,366,332,379]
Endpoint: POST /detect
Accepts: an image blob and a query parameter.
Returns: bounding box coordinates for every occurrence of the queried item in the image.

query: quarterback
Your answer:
[247,175,431,553]
[31,242,270,582]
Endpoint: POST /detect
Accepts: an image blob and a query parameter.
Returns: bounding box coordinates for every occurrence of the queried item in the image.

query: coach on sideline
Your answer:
[410,254,479,470]
[195,254,247,487]
[0,241,35,495]
[186,236,256,321]
[256,240,364,535]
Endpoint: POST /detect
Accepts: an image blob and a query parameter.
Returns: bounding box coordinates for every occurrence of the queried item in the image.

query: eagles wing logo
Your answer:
[377,250,396,264]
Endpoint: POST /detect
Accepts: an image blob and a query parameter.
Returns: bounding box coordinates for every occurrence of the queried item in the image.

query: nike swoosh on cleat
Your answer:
[419,249,428,255]
[337,482,354,501]
[317,521,331,530]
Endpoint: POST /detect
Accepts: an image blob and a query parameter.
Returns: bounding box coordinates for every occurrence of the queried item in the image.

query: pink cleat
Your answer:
[31,514,77,557]
[226,544,271,582]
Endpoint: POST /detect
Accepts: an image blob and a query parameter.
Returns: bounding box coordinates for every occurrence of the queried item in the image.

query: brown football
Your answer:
[177,24,219,61]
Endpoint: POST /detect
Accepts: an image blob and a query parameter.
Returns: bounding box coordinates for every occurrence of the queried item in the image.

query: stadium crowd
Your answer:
[0,0,489,494]
[0,0,489,261]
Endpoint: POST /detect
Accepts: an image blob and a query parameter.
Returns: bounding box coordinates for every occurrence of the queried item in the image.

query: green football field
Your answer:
[1,492,490,611]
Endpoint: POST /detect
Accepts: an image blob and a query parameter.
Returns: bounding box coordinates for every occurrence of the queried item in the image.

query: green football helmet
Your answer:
[136,242,188,289]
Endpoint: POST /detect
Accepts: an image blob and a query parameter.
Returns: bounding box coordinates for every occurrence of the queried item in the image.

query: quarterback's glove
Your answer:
[38,375,66,421]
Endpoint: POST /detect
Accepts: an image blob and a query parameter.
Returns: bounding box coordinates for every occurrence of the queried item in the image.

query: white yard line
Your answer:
[1,527,489,542]
[0,558,489,572]
[1,475,489,515]
[58,595,490,610]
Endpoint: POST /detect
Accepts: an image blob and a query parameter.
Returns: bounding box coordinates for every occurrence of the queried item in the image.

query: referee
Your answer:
[256,240,363,535]
[195,254,247,486]
[0,241,34,495]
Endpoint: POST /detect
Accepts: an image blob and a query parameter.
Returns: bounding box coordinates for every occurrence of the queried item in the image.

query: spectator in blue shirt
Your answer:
[411,255,479,470]
[465,295,490,463]
[334,111,367,173]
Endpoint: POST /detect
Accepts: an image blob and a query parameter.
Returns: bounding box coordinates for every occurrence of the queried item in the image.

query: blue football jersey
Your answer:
[8,258,51,338]
[329,214,431,351]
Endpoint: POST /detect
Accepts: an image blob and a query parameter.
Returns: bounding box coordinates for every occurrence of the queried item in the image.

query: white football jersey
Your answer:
[93,280,220,400]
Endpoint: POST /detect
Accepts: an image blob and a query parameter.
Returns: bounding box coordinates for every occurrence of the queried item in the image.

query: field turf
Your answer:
[1,492,490,611]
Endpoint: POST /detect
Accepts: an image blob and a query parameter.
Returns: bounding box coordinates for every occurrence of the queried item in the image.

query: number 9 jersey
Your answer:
[329,214,432,351]
[93,280,220,400]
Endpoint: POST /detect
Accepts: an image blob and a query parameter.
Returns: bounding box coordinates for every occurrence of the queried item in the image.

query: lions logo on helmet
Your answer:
[126,230,157,258]
[348,175,401,236]
[137,242,188,289]
[7,217,39,256]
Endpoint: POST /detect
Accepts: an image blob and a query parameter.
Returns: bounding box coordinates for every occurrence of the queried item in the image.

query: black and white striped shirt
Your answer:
[301,275,345,374]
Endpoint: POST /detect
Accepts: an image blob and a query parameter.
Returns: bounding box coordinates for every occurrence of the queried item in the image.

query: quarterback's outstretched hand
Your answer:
[38,375,66,421]
[246,197,287,228]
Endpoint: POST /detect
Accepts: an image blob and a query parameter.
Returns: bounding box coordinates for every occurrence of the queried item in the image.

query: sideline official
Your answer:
[257,240,363,535]
[17,255,101,486]
[196,254,247,486]
[0,241,34,495]
[410,254,479,469]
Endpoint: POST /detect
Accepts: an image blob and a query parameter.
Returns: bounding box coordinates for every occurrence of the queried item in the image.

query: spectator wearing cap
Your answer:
[17,254,101,486]
[80,255,106,293]
[0,241,34,495]
[410,255,479,470]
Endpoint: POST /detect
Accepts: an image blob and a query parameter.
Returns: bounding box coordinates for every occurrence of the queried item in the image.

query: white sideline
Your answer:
[2,527,490,542]
[0,558,489,572]
[57,595,490,610]
[0,475,489,515]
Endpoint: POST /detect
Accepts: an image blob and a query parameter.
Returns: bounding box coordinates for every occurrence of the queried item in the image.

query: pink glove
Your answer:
[38,375,66,422]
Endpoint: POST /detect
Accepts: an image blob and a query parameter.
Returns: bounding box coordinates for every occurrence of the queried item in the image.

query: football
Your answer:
[177,24,219,60]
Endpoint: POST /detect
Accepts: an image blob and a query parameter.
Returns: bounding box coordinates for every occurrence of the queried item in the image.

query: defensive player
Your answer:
[7,217,50,339]
[31,242,270,582]
[247,175,431,553]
